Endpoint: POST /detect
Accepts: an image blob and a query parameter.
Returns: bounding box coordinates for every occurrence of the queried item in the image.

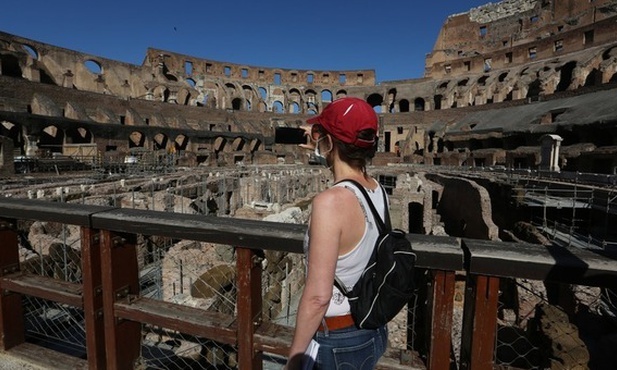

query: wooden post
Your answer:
[236,247,263,370]
[0,219,24,350]
[100,230,141,370]
[81,227,106,369]
[427,270,455,370]
[459,274,499,370]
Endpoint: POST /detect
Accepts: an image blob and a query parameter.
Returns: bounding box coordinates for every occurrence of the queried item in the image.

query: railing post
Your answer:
[427,270,456,370]
[459,274,499,370]
[100,230,141,370]
[81,227,106,369]
[0,219,24,350]
[236,247,263,370]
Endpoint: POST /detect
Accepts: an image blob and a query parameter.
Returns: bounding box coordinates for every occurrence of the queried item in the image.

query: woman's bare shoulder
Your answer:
[313,186,356,205]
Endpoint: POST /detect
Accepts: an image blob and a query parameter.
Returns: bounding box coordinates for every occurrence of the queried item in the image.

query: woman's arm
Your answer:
[286,189,347,369]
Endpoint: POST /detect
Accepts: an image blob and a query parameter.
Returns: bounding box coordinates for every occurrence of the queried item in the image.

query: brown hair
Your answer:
[324,126,377,171]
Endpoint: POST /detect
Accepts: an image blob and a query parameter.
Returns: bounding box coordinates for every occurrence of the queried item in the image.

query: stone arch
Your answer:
[526,78,542,99]
[1,120,22,149]
[584,68,602,87]
[84,60,102,75]
[249,138,262,152]
[65,127,93,144]
[555,61,577,92]
[290,102,300,113]
[414,97,425,111]
[399,99,410,112]
[21,44,39,60]
[366,93,383,112]
[153,133,168,150]
[174,134,189,151]
[232,137,247,152]
[272,101,284,113]
[39,125,63,154]
[231,97,243,110]
[258,87,267,100]
[214,136,228,152]
[225,82,236,92]
[176,88,191,105]
[129,131,145,148]
[335,90,347,99]
[153,85,170,102]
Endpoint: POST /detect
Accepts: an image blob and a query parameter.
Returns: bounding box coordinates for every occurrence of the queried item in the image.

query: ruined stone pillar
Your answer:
[540,134,563,172]
[24,135,39,157]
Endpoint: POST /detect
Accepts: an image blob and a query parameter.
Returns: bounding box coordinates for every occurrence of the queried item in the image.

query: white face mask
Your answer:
[313,136,331,167]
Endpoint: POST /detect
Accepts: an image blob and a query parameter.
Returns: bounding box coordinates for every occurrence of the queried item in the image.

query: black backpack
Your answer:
[334,179,417,329]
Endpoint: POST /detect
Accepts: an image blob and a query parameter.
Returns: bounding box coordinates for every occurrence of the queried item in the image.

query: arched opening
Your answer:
[388,88,397,112]
[399,99,410,112]
[22,44,39,59]
[153,86,170,102]
[65,127,93,144]
[414,98,425,111]
[335,90,347,99]
[555,61,577,92]
[366,94,383,111]
[84,60,102,75]
[177,89,191,105]
[259,87,267,100]
[214,137,227,152]
[39,125,64,154]
[153,133,168,150]
[174,135,189,151]
[498,72,509,82]
[128,132,145,148]
[232,98,243,110]
[232,137,246,151]
[1,121,22,149]
[584,68,601,87]
[526,79,542,99]
[249,138,262,152]
[290,102,300,113]
[321,90,333,102]
[272,101,284,113]
[0,54,22,77]
[478,75,489,86]
[434,95,443,110]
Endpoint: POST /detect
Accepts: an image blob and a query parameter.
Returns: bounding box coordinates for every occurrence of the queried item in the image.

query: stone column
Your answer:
[540,134,563,172]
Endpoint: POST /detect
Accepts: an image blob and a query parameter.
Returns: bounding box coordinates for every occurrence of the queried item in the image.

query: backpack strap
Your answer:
[333,179,390,296]
[338,179,391,233]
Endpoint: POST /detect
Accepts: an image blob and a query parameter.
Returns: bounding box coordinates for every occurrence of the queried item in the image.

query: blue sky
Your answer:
[1,0,490,83]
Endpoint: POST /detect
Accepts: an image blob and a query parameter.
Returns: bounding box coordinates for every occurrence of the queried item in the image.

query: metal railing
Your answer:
[0,198,616,370]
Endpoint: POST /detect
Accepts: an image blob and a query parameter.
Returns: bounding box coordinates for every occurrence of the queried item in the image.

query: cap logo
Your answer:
[343,104,354,117]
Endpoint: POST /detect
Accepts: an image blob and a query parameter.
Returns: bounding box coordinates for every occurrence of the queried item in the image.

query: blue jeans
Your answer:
[313,324,388,369]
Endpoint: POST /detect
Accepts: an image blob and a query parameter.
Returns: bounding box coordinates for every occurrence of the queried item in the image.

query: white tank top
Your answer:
[303,179,388,317]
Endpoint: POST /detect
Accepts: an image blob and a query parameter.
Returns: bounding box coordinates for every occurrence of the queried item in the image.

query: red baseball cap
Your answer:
[307,97,378,148]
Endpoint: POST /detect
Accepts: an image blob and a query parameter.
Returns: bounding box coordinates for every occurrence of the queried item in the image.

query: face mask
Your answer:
[313,136,331,167]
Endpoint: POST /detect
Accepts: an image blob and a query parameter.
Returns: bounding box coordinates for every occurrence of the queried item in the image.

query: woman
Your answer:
[286,97,388,369]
